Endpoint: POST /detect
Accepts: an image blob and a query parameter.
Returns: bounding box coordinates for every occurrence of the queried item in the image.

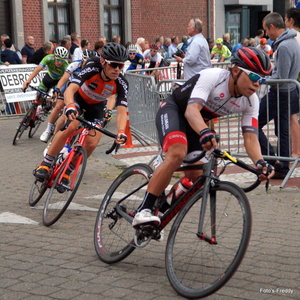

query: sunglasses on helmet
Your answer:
[105,59,125,70]
[238,66,266,84]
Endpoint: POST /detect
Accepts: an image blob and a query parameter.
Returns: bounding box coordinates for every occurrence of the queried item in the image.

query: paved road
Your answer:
[0,116,299,300]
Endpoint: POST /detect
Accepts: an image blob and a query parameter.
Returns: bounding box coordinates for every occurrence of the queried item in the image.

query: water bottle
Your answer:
[166,177,193,206]
[35,105,42,117]
[56,144,72,165]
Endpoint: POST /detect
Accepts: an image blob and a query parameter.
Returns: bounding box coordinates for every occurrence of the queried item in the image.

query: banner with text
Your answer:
[0,64,47,103]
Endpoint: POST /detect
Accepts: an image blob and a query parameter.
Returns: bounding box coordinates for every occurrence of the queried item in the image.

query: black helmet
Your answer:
[231,47,272,75]
[101,42,128,62]
[82,49,98,59]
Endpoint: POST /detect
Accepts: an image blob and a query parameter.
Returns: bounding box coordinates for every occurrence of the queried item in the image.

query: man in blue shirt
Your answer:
[1,39,22,64]
[21,35,35,63]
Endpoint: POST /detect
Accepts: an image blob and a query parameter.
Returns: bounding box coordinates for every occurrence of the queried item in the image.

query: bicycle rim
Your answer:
[94,163,153,264]
[166,181,252,299]
[29,179,48,206]
[28,117,42,138]
[12,107,35,145]
[43,146,87,226]
[12,123,27,145]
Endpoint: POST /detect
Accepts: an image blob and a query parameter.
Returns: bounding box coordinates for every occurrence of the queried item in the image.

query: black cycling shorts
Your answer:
[74,93,105,122]
[156,96,202,154]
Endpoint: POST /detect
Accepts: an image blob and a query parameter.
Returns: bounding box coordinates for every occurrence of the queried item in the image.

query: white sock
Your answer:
[46,123,54,133]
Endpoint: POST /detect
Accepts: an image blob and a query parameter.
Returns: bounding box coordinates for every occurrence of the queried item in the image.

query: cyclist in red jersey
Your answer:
[34,43,129,182]
[132,47,275,228]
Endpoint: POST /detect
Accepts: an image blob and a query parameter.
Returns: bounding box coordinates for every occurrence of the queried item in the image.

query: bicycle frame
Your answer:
[46,126,89,190]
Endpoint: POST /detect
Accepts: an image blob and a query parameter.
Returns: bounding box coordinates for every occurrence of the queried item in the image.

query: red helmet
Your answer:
[231,47,272,75]
[150,43,159,50]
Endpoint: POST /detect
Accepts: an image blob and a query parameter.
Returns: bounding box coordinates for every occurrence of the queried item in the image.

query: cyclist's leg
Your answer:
[132,100,187,227]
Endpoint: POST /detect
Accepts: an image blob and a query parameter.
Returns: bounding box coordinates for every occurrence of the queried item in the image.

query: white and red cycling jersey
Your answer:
[169,67,259,133]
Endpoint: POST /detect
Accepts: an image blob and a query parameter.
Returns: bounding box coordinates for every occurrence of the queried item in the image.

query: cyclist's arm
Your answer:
[22,64,44,89]
[184,102,218,151]
[115,105,127,144]
[64,82,79,106]
[106,94,116,111]
[56,72,71,90]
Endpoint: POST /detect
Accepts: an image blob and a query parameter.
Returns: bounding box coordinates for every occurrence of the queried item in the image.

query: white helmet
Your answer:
[127,44,137,53]
[54,46,69,59]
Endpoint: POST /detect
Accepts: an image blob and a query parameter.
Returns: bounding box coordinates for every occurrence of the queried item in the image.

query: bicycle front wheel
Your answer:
[166,181,252,299]
[29,179,48,206]
[94,163,153,264]
[43,146,87,226]
[12,106,35,145]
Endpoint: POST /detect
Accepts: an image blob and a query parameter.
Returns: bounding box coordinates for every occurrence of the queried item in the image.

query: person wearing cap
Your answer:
[210,38,232,62]
[256,38,273,57]
[126,44,145,72]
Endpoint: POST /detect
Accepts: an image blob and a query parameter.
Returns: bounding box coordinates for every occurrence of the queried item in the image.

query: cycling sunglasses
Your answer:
[128,52,136,55]
[105,59,125,70]
[238,66,266,84]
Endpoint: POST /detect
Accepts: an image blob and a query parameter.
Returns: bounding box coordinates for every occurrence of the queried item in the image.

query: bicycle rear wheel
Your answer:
[29,179,48,206]
[166,181,252,299]
[12,106,35,145]
[43,146,87,226]
[94,163,153,264]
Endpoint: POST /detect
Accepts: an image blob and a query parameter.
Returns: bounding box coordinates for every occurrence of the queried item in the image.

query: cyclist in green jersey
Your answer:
[22,46,69,136]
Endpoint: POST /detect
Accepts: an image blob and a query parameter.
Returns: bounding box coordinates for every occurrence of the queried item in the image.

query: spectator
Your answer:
[99,36,107,45]
[177,36,189,53]
[1,39,22,64]
[72,39,91,62]
[222,32,232,51]
[210,38,232,62]
[254,29,265,46]
[232,37,249,54]
[30,41,53,65]
[94,41,104,56]
[144,41,150,51]
[1,34,21,59]
[248,37,255,47]
[206,38,214,52]
[135,37,146,55]
[112,35,121,44]
[161,37,171,58]
[70,32,80,60]
[258,12,300,179]
[285,7,300,157]
[155,36,164,50]
[168,36,180,58]
[143,43,163,82]
[174,18,211,80]
[21,35,35,63]
[256,38,273,57]
[61,37,72,62]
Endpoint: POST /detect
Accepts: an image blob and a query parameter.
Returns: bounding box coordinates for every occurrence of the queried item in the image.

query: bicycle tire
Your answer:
[29,179,48,206]
[43,146,87,226]
[12,106,35,145]
[94,163,153,264]
[165,181,252,299]
[28,116,43,138]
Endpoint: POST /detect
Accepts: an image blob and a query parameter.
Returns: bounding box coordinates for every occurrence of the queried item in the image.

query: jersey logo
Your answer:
[88,82,98,90]
[104,84,114,91]
[220,93,225,97]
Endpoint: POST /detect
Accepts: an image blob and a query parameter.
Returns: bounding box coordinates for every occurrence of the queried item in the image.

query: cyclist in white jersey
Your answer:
[132,47,275,228]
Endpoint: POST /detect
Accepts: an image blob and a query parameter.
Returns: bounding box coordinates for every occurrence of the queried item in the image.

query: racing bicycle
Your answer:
[94,149,265,299]
[29,116,118,227]
[12,85,55,145]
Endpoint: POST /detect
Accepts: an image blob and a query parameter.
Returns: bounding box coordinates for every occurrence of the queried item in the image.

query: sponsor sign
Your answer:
[0,64,47,103]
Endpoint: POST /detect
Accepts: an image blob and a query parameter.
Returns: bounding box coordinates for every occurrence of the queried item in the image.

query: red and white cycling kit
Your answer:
[156,68,259,153]
[70,57,128,122]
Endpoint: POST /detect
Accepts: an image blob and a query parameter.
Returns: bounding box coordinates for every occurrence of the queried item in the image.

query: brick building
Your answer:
[1,0,293,51]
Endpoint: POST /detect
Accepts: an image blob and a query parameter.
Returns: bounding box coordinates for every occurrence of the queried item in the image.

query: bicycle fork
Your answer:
[197,160,218,245]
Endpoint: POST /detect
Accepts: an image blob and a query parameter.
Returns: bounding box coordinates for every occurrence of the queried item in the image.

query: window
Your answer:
[104,0,123,43]
[48,0,71,42]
